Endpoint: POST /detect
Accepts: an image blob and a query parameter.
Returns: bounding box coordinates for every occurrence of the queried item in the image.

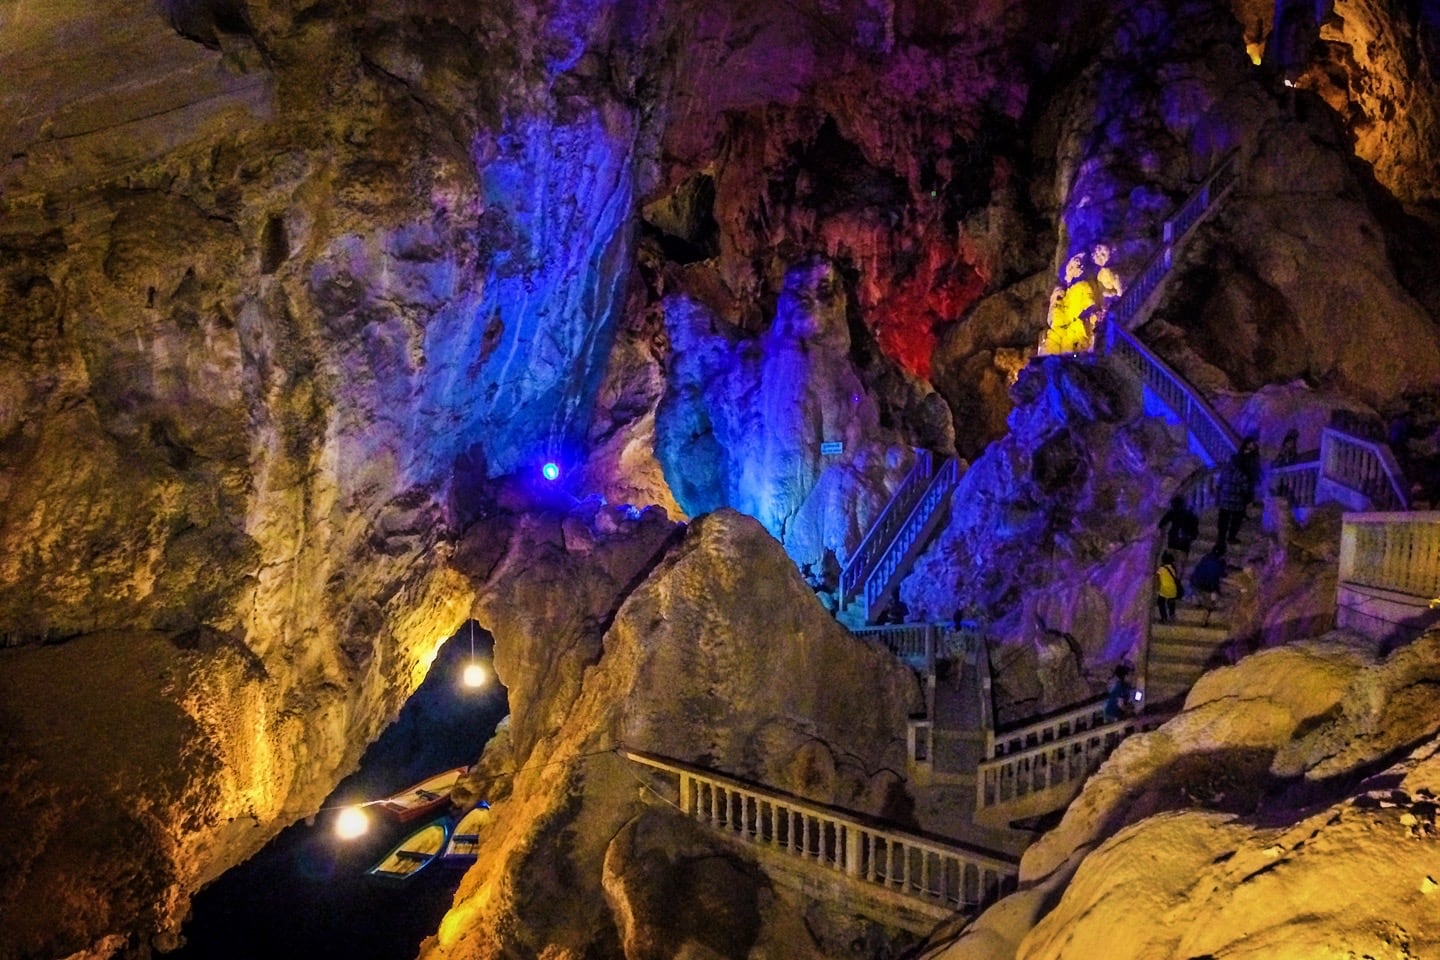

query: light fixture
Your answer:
[334,806,370,840]
[542,461,560,481]
[463,620,487,689]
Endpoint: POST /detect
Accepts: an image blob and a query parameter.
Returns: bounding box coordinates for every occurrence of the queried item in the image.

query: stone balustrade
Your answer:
[1339,512,1440,598]
[624,750,1018,916]
[977,699,1150,810]
[1336,512,1440,645]
[1320,429,1410,511]
[849,621,978,672]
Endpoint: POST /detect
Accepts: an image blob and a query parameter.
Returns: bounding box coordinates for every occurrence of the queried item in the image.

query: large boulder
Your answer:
[923,628,1440,960]
[430,507,925,958]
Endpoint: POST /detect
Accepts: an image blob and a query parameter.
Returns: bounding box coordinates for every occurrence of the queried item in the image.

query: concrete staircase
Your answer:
[1145,514,1256,709]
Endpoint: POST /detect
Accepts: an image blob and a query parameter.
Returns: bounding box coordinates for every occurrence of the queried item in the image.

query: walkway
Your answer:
[622,749,1019,936]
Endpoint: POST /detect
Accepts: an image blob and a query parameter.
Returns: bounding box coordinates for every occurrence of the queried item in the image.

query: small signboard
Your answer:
[819,441,844,456]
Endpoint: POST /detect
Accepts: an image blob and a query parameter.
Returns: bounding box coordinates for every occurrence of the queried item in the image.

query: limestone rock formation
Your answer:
[901,356,1197,717]
[432,507,924,959]
[0,0,1438,956]
[653,257,954,581]
[925,629,1440,960]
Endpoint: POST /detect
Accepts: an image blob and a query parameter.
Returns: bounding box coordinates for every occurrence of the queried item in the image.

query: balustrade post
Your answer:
[679,773,693,816]
[846,826,861,877]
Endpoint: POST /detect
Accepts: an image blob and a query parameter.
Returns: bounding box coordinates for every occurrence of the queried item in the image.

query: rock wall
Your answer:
[925,628,1440,960]
[1,1,652,955]
[901,356,1197,716]
[433,506,924,959]
[1,0,1439,956]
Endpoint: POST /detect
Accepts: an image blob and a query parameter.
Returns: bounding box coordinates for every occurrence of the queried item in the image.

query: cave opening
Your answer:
[171,622,508,960]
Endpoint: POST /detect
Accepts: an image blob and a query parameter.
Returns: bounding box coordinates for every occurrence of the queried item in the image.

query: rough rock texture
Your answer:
[923,629,1440,960]
[2,2,648,955]
[1,0,1439,956]
[653,258,954,581]
[430,507,923,959]
[902,356,1198,718]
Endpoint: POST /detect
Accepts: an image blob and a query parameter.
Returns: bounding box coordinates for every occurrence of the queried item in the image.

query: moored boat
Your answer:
[376,766,468,823]
[442,802,493,861]
[367,818,450,881]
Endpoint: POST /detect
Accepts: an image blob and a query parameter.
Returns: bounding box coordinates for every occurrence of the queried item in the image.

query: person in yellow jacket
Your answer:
[1156,551,1181,623]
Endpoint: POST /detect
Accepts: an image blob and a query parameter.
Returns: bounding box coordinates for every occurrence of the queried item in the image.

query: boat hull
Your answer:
[367,819,450,882]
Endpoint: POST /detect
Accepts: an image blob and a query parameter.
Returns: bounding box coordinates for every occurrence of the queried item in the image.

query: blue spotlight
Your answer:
[541,461,560,482]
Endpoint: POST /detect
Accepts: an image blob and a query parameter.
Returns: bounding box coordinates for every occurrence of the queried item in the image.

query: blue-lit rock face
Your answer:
[655,258,941,579]
[901,356,1193,717]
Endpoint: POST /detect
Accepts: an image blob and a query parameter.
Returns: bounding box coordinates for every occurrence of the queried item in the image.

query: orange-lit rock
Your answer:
[926,629,1440,960]
[432,507,923,958]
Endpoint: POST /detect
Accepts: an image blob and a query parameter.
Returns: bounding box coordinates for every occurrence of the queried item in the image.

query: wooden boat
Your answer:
[376,766,468,823]
[442,803,493,861]
[367,818,450,882]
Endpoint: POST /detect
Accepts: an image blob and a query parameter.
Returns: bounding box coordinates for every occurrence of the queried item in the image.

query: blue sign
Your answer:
[819,441,844,455]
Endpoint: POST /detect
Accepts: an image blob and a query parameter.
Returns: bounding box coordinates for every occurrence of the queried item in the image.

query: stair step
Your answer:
[1172,607,1226,626]
[1150,623,1230,642]
[1149,651,1227,669]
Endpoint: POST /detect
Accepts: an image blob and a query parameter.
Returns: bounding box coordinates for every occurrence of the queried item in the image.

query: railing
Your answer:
[1104,322,1240,467]
[861,457,961,621]
[625,750,1018,915]
[850,621,979,674]
[976,700,1153,810]
[984,697,1110,760]
[1338,512,1440,599]
[1163,152,1241,248]
[1268,457,1320,506]
[840,451,935,606]
[1321,428,1409,511]
[1107,151,1240,333]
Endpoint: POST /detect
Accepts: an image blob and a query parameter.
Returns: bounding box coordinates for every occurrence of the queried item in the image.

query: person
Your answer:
[1270,429,1301,498]
[1157,495,1200,577]
[1273,429,1299,467]
[1156,551,1180,623]
[1103,664,1133,723]
[1190,547,1227,612]
[1216,437,1261,552]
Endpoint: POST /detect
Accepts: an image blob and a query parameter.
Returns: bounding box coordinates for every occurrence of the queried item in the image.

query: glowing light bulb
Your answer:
[463,661,488,688]
[541,461,560,481]
[335,806,369,840]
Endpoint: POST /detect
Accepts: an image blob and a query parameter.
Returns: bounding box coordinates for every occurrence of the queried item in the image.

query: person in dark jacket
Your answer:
[1190,548,1227,611]
[1103,664,1134,723]
[1158,495,1200,577]
[1216,437,1260,551]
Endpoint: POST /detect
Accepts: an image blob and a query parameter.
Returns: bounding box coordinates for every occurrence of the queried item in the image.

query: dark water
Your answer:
[173,625,507,960]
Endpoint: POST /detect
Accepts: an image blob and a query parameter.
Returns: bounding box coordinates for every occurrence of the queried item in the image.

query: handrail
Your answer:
[984,696,1111,760]
[1108,150,1240,333]
[625,749,1018,914]
[861,457,961,621]
[976,711,1157,809]
[1104,322,1240,466]
[850,621,979,674]
[1320,428,1410,511]
[840,450,934,605]
[1268,457,1320,506]
[1164,152,1241,249]
[1338,512,1440,599]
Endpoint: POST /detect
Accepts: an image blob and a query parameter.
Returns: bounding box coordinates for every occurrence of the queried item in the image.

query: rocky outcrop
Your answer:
[925,628,1440,960]
[652,258,954,581]
[901,356,1198,717]
[431,507,924,959]
[1,0,1439,956]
